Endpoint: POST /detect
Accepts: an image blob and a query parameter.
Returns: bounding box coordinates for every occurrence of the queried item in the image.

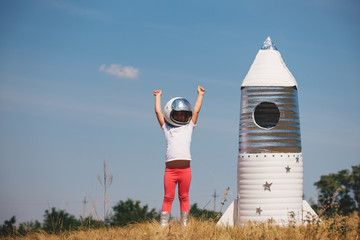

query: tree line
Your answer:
[1,164,358,237]
[0,199,219,237]
[311,164,359,216]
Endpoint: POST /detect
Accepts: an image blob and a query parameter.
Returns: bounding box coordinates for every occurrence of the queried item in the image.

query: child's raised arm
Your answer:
[192,86,205,125]
[154,90,165,127]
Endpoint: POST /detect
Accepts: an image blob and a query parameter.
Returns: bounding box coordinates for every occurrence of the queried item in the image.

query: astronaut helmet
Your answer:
[164,97,193,127]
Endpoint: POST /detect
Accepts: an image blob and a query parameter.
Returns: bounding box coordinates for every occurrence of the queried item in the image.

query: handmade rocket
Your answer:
[218,37,317,226]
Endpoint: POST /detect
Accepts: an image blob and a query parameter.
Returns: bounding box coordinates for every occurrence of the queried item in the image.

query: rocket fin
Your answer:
[302,200,320,223]
[216,199,237,226]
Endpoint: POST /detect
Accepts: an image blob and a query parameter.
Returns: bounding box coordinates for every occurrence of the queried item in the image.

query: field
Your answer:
[3,212,359,240]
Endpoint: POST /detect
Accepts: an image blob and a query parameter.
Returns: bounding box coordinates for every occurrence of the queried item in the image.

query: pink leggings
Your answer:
[161,166,192,212]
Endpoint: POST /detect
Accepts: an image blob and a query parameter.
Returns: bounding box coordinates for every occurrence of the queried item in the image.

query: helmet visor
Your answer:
[170,98,193,125]
[171,110,192,125]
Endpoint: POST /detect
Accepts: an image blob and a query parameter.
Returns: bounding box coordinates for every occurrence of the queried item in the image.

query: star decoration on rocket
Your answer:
[296,157,299,163]
[256,207,263,215]
[285,165,291,173]
[263,181,272,191]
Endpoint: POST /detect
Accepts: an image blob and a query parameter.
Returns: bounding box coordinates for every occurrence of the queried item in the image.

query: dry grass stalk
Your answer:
[6,212,359,240]
[97,160,113,225]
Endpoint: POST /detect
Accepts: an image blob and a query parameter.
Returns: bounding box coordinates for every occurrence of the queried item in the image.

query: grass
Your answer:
[3,212,359,240]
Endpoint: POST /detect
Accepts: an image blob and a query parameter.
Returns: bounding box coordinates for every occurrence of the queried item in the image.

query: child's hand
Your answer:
[153,90,162,96]
[197,86,205,95]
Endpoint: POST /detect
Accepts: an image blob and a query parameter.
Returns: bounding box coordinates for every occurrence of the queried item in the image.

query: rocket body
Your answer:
[217,37,317,226]
[237,37,303,224]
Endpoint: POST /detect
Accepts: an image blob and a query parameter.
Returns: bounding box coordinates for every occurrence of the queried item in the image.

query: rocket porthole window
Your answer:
[253,102,280,129]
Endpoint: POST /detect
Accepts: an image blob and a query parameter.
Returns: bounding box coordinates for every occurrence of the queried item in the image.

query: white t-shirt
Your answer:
[162,121,196,162]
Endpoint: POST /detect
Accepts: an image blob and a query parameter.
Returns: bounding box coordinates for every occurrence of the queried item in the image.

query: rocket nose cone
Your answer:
[241,37,298,88]
[261,37,278,50]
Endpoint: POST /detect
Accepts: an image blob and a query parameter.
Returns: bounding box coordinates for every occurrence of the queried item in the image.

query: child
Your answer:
[153,86,205,226]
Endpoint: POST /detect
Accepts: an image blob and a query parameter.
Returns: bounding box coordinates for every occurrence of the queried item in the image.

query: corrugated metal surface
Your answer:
[239,86,301,153]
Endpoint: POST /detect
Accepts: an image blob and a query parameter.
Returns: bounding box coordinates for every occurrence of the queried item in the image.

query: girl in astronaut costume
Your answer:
[153,86,205,226]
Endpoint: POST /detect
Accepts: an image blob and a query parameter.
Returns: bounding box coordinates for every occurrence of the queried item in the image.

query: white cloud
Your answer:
[99,64,139,79]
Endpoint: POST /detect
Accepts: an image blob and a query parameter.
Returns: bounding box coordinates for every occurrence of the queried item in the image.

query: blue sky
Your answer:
[1,0,359,223]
